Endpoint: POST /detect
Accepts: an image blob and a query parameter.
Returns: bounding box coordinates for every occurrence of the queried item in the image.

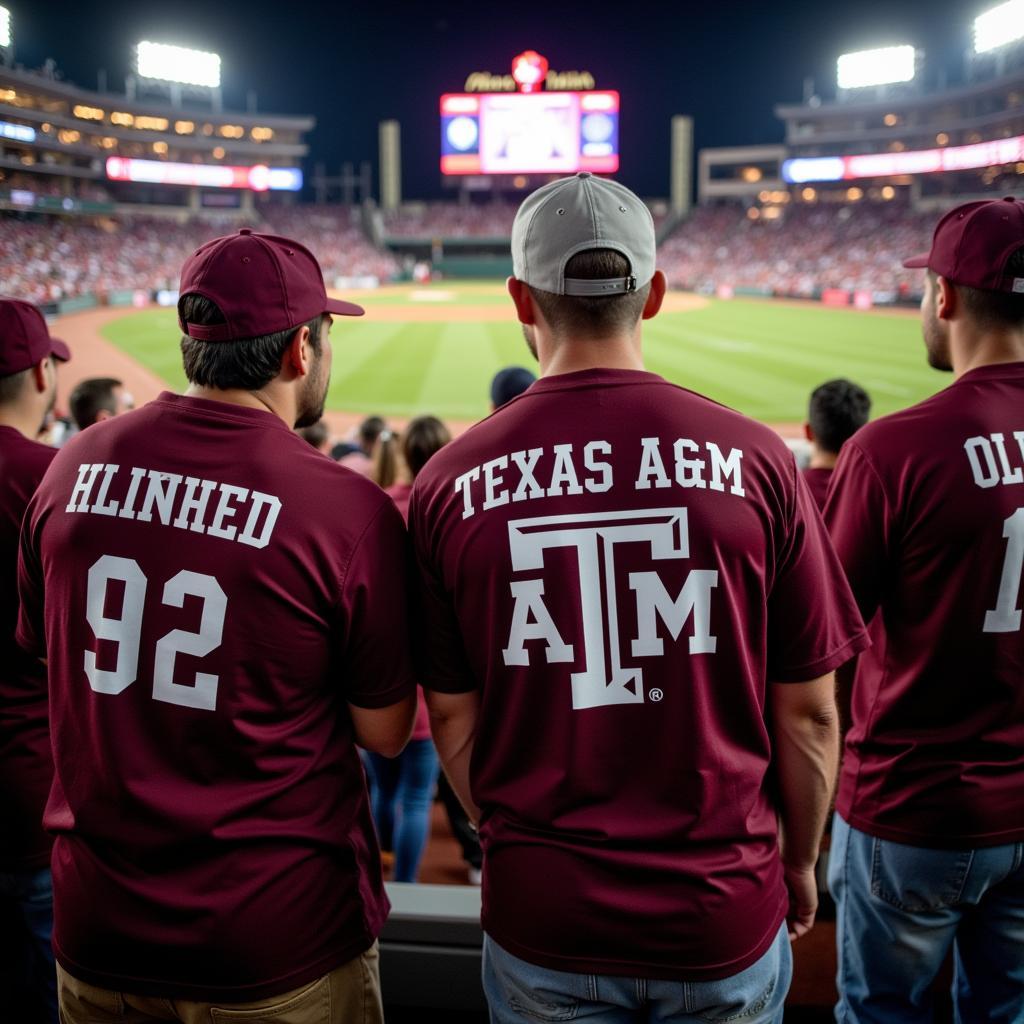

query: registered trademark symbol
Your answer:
[649,688,664,702]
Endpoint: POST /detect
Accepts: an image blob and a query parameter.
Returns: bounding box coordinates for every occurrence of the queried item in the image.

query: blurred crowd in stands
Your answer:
[2,197,941,306]
[657,201,937,299]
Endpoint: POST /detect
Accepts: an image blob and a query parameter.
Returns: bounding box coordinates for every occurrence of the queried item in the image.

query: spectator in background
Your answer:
[803,379,871,511]
[371,428,401,490]
[490,366,536,411]
[364,416,451,883]
[0,299,70,1024]
[68,377,133,432]
[296,418,330,453]
[825,198,1024,1023]
[339,415,387,477]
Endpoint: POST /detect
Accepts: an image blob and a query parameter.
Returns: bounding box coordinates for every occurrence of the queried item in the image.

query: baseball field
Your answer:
[99,282,942,424]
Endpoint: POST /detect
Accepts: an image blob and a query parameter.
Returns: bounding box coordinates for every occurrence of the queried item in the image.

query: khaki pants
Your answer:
[57,942,383,1024]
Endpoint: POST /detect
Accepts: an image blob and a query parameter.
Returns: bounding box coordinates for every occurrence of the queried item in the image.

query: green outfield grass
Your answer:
[101,284,944,423]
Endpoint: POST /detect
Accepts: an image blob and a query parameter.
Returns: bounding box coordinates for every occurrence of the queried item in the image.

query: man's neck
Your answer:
[185,385,293,426]
[540,335,644,377]
[808,450,838,471]
[0,406,42,440]
[951,328,1024,379]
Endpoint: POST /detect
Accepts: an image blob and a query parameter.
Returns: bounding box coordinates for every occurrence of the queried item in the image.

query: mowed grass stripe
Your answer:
[100,292,945,423]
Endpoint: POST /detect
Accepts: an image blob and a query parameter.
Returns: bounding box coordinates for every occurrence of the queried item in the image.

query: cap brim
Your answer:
[49,337,71,362]
[326,298,365,318]
[902,253,931,269]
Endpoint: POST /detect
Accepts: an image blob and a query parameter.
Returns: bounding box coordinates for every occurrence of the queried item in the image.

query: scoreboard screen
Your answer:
[441,91,619,176]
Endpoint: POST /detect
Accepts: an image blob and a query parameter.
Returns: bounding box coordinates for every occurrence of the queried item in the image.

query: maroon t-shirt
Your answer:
[410,368,868,981]
[16,393,415,1000]
[825,362,1024,848]
[802,466,833,512]
[0,425,56,871]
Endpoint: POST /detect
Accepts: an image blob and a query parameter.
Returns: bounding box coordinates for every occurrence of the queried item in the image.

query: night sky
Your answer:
[24,0,973,198]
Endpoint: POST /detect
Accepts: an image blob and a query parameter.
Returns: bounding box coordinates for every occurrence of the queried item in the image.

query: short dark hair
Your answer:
[958,248,1024,330]
[69,376,122,429]
[0,367,30,406]
[358,415,387,450]
[296,419,329,450]
[403,415,451,478]
[808,379,871,455]
[528,250,651,339]
[179,293,323,391]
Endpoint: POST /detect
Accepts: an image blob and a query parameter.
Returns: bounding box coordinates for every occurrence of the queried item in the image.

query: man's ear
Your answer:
[507,277,537,325]
[95,408,113,423]
[31,358,49,394]
[936,276,957,321]
[641,270,667,321]
[284,324,312,378]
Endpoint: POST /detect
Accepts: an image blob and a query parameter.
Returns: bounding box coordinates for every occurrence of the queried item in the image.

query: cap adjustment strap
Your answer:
[563,275,637,296]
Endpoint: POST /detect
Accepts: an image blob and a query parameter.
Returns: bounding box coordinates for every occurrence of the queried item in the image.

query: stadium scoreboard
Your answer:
[441,51,619,178]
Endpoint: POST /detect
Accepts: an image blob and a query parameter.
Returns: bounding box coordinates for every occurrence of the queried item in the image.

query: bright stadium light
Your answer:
[0,6,11,49]
[136,41,221,88]
[974,0,1024,53]
[837,46,916,89]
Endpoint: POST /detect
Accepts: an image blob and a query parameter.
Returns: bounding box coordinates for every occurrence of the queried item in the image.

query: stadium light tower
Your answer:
[0,6,13,66]
[128,40,223,110]
[837,45,917,90]
[974,0,1024,53]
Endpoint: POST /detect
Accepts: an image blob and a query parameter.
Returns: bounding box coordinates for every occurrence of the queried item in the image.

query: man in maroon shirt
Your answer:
[0,299,69,1023]
[802,378,870,512]
[410,173,868,1023]
[16,230,416,1023]
[825,197,1024,1022]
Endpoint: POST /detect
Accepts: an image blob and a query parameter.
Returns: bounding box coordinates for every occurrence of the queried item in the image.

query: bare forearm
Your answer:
[426,691,481,824]
[771,680,840,869]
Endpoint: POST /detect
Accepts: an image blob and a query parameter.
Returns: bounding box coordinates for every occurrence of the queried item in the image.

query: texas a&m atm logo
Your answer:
[502,508,718,710]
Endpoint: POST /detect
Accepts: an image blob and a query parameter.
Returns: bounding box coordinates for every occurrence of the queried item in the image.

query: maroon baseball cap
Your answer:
[0,298,71,376]
[178,228,364,342]
[904,196,1024,293]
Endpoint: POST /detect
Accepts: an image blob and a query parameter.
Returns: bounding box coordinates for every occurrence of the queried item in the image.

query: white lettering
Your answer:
[965,436,1000,489]
[136,471,183,524]
[173,477,218,533]
[511,448,544,502]
[455,466,481,520]
[118,466,148,520]
[206,484,249,541]
[673,439,706,489]
[238,491,281,549]
[636,437,671,489]
[584,441,613,493]
[482,456,510,511]
[707,442,745,496]
[992,433,1024,485]
[90,464,120,516]
[502,579,574,666]
[66,463,103,513]
[630,569,719,656]
[547,444,584,496]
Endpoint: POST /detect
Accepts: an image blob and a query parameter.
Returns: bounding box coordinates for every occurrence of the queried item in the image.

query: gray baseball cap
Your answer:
[511,172,656,296]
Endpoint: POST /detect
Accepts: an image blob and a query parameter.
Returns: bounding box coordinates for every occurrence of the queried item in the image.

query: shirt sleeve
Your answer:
[15,492,46,658]
[408,483,476,695]
[822,440,894,625]
[767,455,870,681]
[335,498,417,709]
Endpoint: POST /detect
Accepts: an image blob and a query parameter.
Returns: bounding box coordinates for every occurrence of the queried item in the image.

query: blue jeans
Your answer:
[0,865,57,1023]
[482,925,791,1023]
[829,813,1024,1023]
[364,739,440,883]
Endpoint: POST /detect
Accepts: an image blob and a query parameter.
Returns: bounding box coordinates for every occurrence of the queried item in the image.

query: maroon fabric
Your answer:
[410,368,868,980]
[16,393,415,1000]
[802,467,833,513]
[0,298,70,375]
[903,196,1024,293]
[385,481,430,740]
[825,362,1024,848]
[0,425,56,871]
[179,230,363,343]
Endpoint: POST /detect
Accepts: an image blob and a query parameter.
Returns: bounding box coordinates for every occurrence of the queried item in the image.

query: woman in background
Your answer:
[366,416,450,882]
